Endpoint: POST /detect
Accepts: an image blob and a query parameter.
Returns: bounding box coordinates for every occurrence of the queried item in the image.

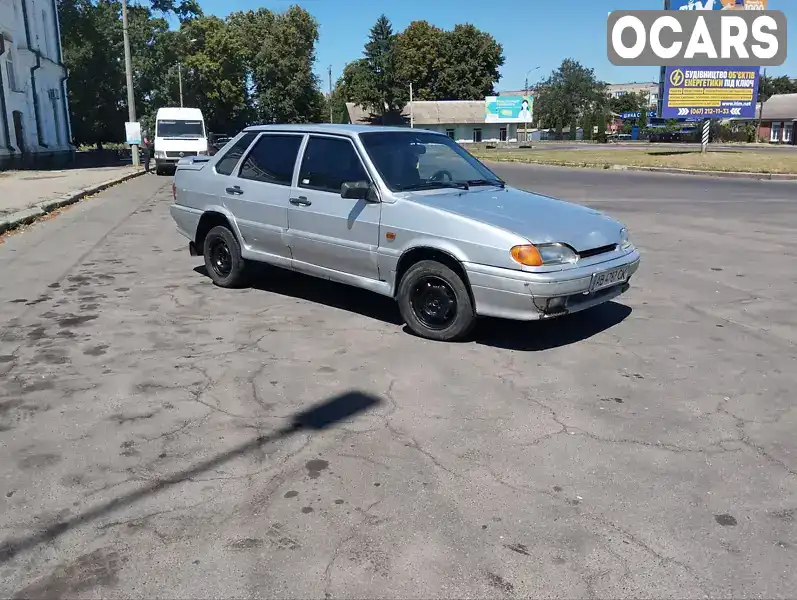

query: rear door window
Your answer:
[215,132,257,176]
[238,134,303,186]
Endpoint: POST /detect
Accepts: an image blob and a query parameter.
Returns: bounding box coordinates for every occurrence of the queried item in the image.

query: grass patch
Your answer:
[471,148,797,174]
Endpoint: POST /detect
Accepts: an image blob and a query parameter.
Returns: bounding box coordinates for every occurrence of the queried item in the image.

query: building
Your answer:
[754,94,796,144]
[345,101,532,144]
[0,0,71,169]
[606,81,659,109]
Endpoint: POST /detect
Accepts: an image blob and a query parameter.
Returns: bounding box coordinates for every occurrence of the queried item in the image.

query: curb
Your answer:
[481,158,797,181]
[0,169,146,235]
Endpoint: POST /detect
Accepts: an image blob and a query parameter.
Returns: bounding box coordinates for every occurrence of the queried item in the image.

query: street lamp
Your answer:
[523,66,540,142]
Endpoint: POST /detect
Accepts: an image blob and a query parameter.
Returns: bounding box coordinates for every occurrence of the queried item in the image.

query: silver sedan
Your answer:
[170,124,640,341]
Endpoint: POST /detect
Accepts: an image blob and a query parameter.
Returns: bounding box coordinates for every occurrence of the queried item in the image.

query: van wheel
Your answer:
[397,260,475,342]
[203,225,248,288]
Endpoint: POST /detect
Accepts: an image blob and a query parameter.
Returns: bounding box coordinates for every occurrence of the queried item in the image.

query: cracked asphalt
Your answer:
[1,165,796,598]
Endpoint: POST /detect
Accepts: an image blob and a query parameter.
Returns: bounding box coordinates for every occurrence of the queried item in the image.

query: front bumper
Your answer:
[465,249,640,321]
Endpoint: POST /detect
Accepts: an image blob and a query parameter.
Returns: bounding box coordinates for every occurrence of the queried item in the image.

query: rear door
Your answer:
[224,133,304,262]
[287,135,381,280]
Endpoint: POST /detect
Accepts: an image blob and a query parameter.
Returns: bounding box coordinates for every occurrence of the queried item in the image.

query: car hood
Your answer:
[409,186,623,252]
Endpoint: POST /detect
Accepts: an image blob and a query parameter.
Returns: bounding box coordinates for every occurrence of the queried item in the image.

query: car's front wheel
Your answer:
[397,260,476,342]
[203,225,248,288]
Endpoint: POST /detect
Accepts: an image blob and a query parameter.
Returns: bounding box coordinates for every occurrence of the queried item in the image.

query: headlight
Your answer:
[619,227,633,250]
[510,243,578,267]
[154,150,165,158]
[197,150,207,156]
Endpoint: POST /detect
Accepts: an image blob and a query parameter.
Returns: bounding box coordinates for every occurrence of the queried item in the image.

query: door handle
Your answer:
[290,196,312,206]
[225,186,243,195]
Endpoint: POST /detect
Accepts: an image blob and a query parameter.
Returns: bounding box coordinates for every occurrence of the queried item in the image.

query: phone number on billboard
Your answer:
[682,108,740,116]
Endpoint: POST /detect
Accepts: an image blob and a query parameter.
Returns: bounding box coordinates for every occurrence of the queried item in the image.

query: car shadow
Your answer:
[193,264,632,350]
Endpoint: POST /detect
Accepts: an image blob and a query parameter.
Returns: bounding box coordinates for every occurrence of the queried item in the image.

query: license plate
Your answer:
[590,266,628,292]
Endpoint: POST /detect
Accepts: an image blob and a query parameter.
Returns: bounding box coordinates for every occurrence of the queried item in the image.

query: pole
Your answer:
[701,119,710,154]
[328,65,333,123]
[121,0,139,167]
[756,67,766,143]
[409,83,414,128]
[524,76,529,142]
[178,63,183,107]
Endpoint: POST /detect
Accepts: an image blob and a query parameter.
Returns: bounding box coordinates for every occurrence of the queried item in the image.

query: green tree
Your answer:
[178,17,251,133]
[343,15,405,123]
[229,6,324,124]
[431,24,504,100]
[535,59,607,139]
[758,74,797,102]
[393,20,443,100]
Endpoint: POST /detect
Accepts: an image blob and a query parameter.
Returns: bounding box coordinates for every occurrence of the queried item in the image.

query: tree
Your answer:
[342,15,404,122]
[228,6,325,124]
[758,74,797,103]
[535,59,607,139]
[432,24,504,100]
[393,21,443,100]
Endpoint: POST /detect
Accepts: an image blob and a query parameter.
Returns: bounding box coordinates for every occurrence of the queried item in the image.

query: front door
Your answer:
[287,135,381,281]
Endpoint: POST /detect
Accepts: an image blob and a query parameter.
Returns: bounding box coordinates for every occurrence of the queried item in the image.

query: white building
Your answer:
[0,0,71,169]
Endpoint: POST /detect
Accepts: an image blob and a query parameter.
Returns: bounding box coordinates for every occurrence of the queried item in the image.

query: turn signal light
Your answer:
[510,245,543,267]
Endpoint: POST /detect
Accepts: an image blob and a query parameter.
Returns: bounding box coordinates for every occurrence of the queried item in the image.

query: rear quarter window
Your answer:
[215,133,258,176]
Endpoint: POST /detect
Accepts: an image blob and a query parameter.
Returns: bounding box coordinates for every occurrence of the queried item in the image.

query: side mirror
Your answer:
[341,180,375,201]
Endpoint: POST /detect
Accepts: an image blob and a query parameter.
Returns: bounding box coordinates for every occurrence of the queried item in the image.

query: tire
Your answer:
[202,225,248,288]
[397,260,475,342]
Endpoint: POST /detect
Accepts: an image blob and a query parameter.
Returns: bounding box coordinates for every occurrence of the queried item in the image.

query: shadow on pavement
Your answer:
[194,264,631,350]
[0,390,382,565]
[474,301,632,351]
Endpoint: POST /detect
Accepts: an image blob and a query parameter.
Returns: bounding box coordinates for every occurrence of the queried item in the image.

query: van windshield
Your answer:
[156,120,205,138]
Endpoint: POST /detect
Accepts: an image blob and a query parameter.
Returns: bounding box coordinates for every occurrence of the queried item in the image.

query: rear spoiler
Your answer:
[176,155,211,171]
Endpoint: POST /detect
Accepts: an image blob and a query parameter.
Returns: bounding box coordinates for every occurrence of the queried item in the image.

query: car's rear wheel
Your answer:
[397,260,475,342]
[203,225,248,288]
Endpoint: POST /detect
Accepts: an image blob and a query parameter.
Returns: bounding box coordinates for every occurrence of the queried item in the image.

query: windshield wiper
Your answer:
[466,178,505,188]
[400,181,470,191]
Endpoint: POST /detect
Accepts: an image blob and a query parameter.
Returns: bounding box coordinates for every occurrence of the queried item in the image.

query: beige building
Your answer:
[606,81,659,109]
[345,101,532,144]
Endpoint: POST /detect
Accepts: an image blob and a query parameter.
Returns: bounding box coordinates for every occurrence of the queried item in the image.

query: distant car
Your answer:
[208,135,233,155]
[169,125,640,341]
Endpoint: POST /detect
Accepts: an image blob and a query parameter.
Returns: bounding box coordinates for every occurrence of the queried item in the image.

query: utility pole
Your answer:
[178,63,183,107]
[409,83,414,128]
[756,67,766,143]
[121,0,139,166]
[328,65,333,123]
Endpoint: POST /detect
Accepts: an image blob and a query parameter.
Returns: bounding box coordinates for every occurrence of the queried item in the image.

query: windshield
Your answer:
[156,119,205,138]
[359,131,502,192]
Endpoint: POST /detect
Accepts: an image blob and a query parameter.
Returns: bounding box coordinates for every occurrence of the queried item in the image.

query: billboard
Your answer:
[661,68,760,118]
[485,96,533,123]
[662,0,765,118]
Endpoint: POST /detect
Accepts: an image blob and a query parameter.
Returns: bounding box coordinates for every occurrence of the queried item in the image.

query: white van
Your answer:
[153,107,208,175]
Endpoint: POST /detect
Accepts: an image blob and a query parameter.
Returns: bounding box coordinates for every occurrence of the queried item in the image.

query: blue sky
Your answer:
[194,0,796,90]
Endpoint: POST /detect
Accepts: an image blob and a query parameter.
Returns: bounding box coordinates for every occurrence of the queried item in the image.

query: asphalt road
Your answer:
[1,166,796,598]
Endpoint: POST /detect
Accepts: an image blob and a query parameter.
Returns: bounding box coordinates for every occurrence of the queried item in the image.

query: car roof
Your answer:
[241,123,445,137]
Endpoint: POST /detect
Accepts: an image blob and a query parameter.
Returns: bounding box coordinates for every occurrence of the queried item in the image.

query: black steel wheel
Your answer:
[410,276,458,330]
[397,260,475,342]
[202,225,248,288]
